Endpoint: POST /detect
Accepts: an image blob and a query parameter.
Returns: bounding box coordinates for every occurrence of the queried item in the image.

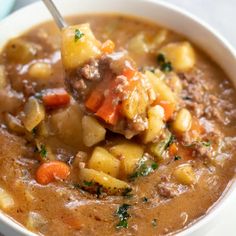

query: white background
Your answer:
[9,0,236,235]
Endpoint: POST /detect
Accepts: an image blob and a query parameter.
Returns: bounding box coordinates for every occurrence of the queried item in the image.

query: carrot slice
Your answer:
[123,67,136,80]
[101,40,115,54]
[42,88,70,108]
[169,143,178,156]
[36,161,70,185]
[85,89,104,112]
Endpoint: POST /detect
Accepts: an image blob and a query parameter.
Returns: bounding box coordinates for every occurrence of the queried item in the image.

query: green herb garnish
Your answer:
[142,197,148,203]
[122,188,133,198]
[130,158,158,180]
[39,145,47,159]
[156,53,173,72]
[83,180,93,186]
[116,204,131,229]
[202,141,211,147]
[152,218,157,227]
[74,29,85,42]
[174,155,181,161]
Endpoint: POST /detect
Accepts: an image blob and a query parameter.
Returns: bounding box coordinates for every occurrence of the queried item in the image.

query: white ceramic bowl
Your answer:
[0,0,236,235]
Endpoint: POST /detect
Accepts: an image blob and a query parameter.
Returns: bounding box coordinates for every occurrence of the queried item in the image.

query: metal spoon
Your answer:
[42,0,68,30]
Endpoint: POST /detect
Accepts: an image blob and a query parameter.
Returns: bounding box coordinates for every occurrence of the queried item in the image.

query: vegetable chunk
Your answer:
[110,142,144,176]
[79,168,129,193]
[61,24,101,69]
[0,187,14,210]
[88,147,120,177]
[173,164,196,185]
[23,97,45,132]
[159,42,195,72]
[82,116,106,147]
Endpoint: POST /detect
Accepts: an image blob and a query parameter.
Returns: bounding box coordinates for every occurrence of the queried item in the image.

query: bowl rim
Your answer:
[0,0,236,235]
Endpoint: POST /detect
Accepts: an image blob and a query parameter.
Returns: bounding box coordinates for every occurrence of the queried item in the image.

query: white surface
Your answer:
[2,1,235,236]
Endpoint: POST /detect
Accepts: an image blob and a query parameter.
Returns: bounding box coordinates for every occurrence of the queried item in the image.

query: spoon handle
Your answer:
[42,0,68,30]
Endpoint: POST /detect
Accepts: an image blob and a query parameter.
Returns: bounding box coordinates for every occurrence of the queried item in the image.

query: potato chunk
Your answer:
[23,97,45,132]
[79,168,129,193]
[61,24,101,69]
[82,116,106,147]
[159,42,195,72]
[173,164,196,185]
[172,108,192,133]
[0,187,14,210]
[145,71,176,105]
[110,142,144,176]
[88,147,120,177]
[49,102,83,148]
[29,62,52,80]
[143,105,165,144]
[5,38,38,64]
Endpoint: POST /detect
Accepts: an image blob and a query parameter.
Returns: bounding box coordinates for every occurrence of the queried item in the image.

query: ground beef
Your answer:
[179,70,236,125]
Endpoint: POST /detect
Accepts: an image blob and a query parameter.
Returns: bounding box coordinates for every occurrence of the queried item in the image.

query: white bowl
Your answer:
[0,0,236,235]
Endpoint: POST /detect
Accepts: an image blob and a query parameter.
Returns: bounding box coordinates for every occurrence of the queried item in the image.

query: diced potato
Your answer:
[143,105,165,143]
[150,129,172,160]
[173,164,196,185]
[145,71,176,105]
[26,212,47,231]
[49,101,83,148]
[128,33,149,54]
[79,168,129,193]
[36,120,50,137]
[0,187,14,210]
[28,62,52,80]
[23,97,45,132]
[122,80,148,119]
[61,24,101,69]
[0,65,6,89]
[4,113,25,134]
[172,108,192,133]
[5,38,39,64]
[110,142,144,176]
[151,29,168,48]
[82,116,106,147]
[159,42,196,72]
[88,147,120,177]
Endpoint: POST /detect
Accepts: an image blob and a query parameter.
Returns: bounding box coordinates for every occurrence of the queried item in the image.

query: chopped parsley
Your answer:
[34,92,42,99]
[202,141,211,147]
[39,145,47,159]
[32,127,37,135]
[83,180,93,186]
[152,218,157,227]
[122,188,133,198]
[74,29,85,42]
[116,204,131,229]
[130,159,158,180]
[142,197,148,203]
[174,155,182,161]
[156,53,173,72]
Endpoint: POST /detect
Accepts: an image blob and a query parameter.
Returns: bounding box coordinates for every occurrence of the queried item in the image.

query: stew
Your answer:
[0,14,236,236]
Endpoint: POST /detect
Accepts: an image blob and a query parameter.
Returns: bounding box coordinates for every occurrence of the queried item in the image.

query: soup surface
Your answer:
[0,14,236,236]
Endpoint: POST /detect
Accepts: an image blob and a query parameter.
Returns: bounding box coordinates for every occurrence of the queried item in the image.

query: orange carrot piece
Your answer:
[36,161,70,185]
[123,67,136,80]
[85,89,104,112]
[96,98,120,125]
[101,40,115,54]
[169,143,178,156]
[156,100,175,121]
[42,88,70,108]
